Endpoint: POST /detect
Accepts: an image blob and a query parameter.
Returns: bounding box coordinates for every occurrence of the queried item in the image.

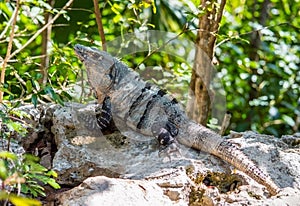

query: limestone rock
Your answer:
[5,103,298,205]
[49,176,178,206]
[49,103,300,205]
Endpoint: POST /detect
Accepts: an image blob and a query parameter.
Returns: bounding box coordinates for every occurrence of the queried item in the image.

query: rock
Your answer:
[7,103,299,205]
[47,176,178,206]
[49,103,300,205]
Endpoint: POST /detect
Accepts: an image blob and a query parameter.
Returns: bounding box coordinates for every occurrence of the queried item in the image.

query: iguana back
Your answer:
[74,44,280,196]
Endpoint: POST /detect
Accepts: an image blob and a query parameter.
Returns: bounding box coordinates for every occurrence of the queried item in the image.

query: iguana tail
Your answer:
[177,122,280,196]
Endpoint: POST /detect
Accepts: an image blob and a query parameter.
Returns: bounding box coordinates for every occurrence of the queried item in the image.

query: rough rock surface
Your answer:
[49,175,179,206]
[5,103,299,205]
[48,103,300,205]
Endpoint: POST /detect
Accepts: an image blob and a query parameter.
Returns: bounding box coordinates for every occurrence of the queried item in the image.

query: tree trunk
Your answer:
[40,0,55,86]
[246,0,270,125]
[186,0,226,125]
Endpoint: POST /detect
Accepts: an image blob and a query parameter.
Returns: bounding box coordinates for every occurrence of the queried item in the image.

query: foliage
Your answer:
[217,0,300,136]
[0,190,41,206]
[0,0,75,105]
[0,0,299,138]
[0,104,60,205]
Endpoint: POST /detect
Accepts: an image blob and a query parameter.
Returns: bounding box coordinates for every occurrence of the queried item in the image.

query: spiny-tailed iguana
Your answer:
[74,44,280,196]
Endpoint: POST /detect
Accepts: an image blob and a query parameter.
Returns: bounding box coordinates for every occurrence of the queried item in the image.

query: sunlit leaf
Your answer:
[0,151,17,160]
[46,170,58,178]
[9,194,42,206]
[47,178,61,189]
[282,115,295,127]
[0,159,8,180]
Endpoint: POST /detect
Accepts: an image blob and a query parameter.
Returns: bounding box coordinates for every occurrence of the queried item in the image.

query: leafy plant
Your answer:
[216,0,300,136]
[0,104,60,205]
[1,0,299,136]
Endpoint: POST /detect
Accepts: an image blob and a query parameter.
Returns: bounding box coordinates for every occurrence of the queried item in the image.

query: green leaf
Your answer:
[9,194,42,206]
[0,86,14,96]
[33,80,40,91]
[32,94,38,107]
[24,154,40,162]
[282,115,295,127]
[30,163,47,173]
[0,191,9,201]
[46,178,61,189]
[46,170,58,178]
[10,109,31,119]
[0,151,17,160]
[26,80,33,93]
[6,121,27,136]
[21,183,45,197]
[0,159,8,180]
[44,86,64,105]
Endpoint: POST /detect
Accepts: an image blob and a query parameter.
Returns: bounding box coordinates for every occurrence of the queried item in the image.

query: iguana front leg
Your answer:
[95,96,113,129]
[151,121,181,157]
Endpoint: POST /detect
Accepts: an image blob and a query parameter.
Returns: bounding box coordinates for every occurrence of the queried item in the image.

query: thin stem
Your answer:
[135,24,189,70]
[0,0,20,103]
[9,0,74,59]
[0,4,19,40]
[93,0,107,51]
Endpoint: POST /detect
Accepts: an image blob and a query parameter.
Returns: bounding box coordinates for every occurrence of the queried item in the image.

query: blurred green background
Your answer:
[0,0,299,136]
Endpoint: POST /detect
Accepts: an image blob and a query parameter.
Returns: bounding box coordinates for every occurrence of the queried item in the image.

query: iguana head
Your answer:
[74,44,115,102]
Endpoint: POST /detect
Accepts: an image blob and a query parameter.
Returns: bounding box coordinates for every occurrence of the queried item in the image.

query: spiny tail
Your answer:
[178,122,280,196]
[212,140,280,196]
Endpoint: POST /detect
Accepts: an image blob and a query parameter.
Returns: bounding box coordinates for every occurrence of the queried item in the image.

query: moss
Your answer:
[202,171,243,193]
[189,186,206,206]
[105,132,128,148]
[186,167,244,205]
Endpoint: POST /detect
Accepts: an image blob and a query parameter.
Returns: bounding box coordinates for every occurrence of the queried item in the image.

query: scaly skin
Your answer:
[74,44,280,195]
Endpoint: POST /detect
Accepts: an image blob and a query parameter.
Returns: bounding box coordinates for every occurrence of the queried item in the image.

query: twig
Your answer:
[12,70,52,103]
[219,111,232,135]
[8,115,31,127]
[1,54,49,64]
[93,0,107,51]
[135,24,189,70]
[40,0,56,86]
[0,0,73,102]
[215,22,288,48]
[0,0,20,103]
[0,3,19,40]
[8,0,74,59]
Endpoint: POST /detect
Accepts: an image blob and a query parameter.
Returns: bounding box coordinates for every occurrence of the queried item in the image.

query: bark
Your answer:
[246,0,271,125]
[186,0,226,125]
[249,0,270,61]
[93,0,107,51]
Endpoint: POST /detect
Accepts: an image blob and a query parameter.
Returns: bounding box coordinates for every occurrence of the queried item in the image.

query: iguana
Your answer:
[74,44,280,196]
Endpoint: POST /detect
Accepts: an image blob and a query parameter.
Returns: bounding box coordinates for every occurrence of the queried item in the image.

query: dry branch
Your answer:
[93,0,107,51]
[0,0,20,103]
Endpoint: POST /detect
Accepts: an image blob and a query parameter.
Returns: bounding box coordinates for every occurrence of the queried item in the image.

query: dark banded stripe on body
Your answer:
[161,96,185,125]
[96,96,113,129]
[136,89,167,129]
[125,82,152,121]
